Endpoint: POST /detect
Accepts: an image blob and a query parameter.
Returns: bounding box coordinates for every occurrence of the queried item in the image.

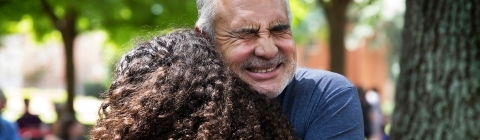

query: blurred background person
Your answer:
[0,88,21,140]
[357,86,372,139]
[366,88,386,140]
[16,99,45,140]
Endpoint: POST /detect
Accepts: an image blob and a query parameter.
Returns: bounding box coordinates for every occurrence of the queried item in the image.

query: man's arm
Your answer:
[304,86,364,139]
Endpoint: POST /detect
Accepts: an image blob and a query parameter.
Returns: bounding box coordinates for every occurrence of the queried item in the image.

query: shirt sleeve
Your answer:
[304,86,365,140]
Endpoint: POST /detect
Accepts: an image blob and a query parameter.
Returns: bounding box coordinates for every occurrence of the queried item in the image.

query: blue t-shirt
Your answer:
[275,68,364,139]
[0,117,21,140]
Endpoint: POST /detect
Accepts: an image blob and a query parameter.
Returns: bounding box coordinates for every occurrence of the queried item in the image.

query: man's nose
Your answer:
[254,37,278,60]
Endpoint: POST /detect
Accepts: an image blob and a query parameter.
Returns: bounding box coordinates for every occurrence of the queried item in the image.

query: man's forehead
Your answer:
[218,0,287,9]
[216,0,289,26]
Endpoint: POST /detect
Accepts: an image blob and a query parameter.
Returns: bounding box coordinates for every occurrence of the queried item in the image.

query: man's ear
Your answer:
[194,26,210,39]
[194,26,202,34]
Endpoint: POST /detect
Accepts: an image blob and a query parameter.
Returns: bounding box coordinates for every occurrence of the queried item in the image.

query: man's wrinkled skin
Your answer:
[210,0,297,98]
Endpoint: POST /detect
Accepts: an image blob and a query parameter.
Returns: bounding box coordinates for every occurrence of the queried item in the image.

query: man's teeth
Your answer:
[251,67,276,73]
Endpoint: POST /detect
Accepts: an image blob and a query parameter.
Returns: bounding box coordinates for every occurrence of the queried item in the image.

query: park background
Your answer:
[0,0,478,139]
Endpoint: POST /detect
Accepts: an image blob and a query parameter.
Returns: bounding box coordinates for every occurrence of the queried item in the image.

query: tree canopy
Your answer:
[0,0,198,46]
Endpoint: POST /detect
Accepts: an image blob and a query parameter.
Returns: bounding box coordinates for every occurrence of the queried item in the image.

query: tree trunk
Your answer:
[40,0,78,120]
[390,0,480,139]
[60,10,78,119]
[40,2,78,138]
[318,0,351,75]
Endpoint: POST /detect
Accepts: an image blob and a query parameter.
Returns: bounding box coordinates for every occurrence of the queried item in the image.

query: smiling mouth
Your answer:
[246,64,281,73]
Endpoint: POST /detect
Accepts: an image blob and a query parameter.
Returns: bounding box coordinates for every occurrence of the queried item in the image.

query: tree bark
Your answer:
[390,0,480,139]
[318,0,351,75]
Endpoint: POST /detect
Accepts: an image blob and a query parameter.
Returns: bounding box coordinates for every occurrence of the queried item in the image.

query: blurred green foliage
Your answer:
[0,0,323,46]
[290,0,329,44]
[83,82,106,98]
[347,0,404,81]
[0,0,198,46]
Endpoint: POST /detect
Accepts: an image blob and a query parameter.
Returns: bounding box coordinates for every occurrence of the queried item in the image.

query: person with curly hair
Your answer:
[91,29,296,139]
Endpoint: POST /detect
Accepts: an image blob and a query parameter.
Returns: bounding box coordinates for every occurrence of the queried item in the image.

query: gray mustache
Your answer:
[241,54,288,68]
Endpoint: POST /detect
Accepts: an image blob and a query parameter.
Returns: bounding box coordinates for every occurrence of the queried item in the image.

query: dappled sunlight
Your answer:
[74,96,103,125]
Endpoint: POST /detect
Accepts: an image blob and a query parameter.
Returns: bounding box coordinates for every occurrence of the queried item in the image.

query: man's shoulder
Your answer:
[293,67,354,89]
[281,67,356,101]
[280,68,362,139]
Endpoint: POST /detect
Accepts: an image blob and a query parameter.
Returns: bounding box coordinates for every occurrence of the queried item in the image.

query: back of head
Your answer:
[24,99,30,108]
[91,29,296,139]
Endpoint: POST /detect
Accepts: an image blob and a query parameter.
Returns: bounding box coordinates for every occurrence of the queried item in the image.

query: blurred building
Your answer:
[0,34,28,88]
[0,32,107,94]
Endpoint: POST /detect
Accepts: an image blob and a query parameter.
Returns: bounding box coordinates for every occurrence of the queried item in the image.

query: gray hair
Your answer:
[195,0,292,39]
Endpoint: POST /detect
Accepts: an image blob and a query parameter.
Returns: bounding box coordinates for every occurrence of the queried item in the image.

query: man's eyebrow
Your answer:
[268,23,290,31]
[232,26,259,34]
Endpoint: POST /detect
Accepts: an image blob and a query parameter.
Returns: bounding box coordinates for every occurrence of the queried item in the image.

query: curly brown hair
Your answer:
[91,29,296,140]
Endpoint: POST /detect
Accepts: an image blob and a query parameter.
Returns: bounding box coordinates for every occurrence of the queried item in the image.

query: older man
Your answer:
[194,0,364,139]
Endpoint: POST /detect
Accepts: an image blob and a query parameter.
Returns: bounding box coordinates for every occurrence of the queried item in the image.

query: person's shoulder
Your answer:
[294,67,354,89]
[0,117,16,128]
[0,117,8,124]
